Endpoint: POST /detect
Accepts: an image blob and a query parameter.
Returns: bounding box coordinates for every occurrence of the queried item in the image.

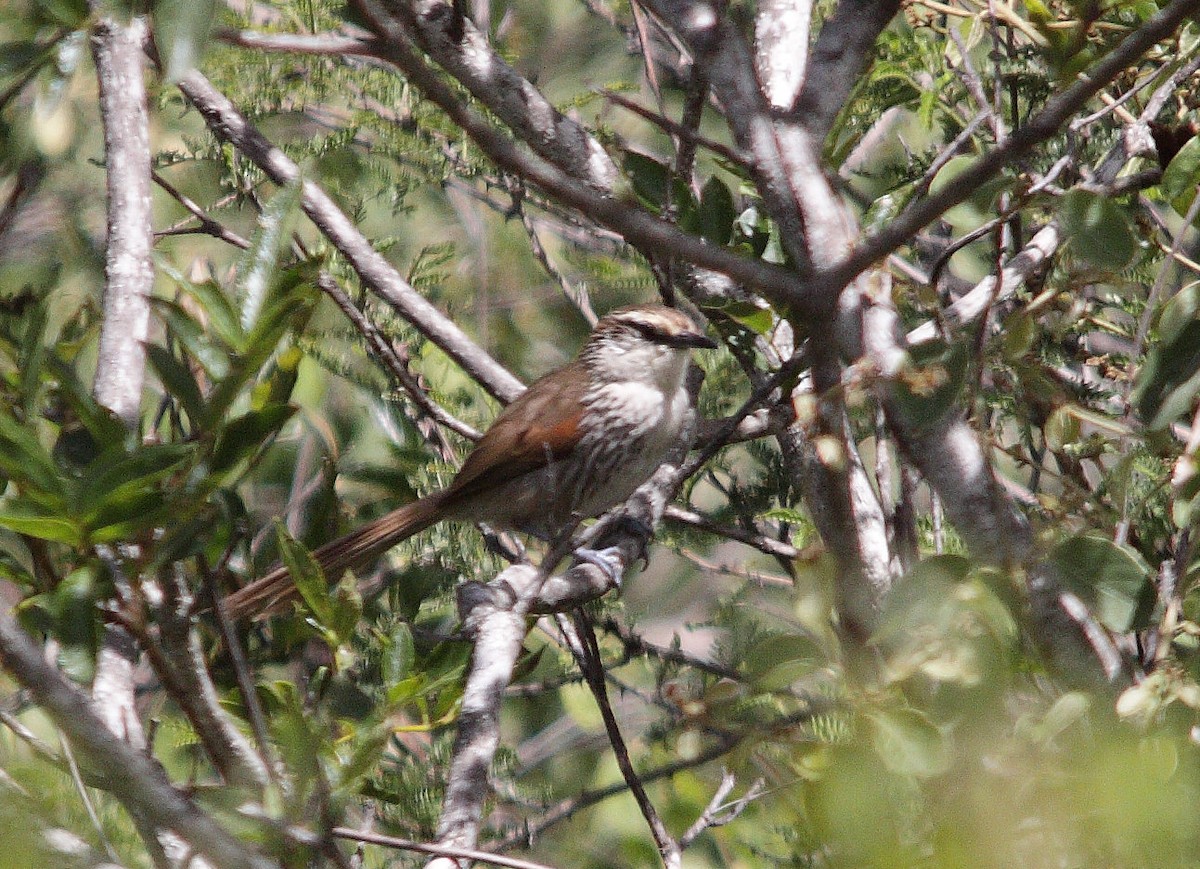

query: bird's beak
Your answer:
[672,331,718,350]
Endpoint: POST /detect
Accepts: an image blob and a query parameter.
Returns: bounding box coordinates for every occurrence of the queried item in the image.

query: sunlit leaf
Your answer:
[275,522,331,625]
[236,179,303,333]
[867,707,951,777]
[1161,135,1200,216]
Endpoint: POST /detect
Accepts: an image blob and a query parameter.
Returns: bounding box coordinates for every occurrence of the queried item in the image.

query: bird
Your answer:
[223,304,716,620]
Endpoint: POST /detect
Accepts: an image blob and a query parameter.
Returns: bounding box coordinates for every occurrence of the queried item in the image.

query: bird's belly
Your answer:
[463,382,688,535]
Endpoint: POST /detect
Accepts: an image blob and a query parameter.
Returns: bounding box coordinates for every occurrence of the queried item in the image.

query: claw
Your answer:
[573,545,625,587]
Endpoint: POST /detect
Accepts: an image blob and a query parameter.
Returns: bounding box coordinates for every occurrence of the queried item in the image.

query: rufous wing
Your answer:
[443,363,588,505]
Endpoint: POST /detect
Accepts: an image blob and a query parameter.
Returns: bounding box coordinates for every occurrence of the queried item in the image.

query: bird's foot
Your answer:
[610,515,654,569]
[572,545,626,587]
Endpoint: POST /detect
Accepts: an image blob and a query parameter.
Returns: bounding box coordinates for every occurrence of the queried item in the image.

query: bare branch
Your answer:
[755,0,811,109]
[175,69,527,404]
[568,612,682,868]
[387,0,619,189]
[427,561,552,865]
[833,0,1200,288]
[90,15,154,427]
[350,0,815,313]
[792,0,901,143]
[336,827,561,869]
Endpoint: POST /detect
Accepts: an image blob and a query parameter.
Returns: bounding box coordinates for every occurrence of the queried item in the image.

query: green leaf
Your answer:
[744,632,821,690]
[210,404,296,474]
[0,413,66,503]
[382,623,415,685]
[76,442,194,516]
[33,0,87,26]
[1058,189,1138,270]
[720,300,775,336]
[327,576,363,647]
[152,298,233,380]
[695,176,735,244]
[160,260,244,351]
[0,41,50,81]
[867,707,951,777]
[237,179,303,333]
[623,152,670,208]
[0,507,80,545]
[275,522,332,624]
[153,0,217,83]
[1132,318,1200,429]
[146,344,205,424]
[1161,135,1200,216]
[43,356,129,451]
[1050,535,1154,632]
[335,723,391,792]
[18,298,47,420]
[732,205,770,257]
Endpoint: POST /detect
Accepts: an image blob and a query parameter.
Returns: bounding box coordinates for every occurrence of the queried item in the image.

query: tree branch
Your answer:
[175,69,527,404]
[0,612,273,869]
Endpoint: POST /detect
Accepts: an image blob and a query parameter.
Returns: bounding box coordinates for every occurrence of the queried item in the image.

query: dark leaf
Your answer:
[1050,535,1154,632]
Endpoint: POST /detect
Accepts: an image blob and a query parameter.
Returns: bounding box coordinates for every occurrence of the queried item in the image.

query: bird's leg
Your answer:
[571,514,655,583]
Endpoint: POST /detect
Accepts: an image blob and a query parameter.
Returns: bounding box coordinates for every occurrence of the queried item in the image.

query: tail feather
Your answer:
[223,495,446,621]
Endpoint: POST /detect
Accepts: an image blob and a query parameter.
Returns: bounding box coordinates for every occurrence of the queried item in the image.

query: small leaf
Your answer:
[152,298,233,379]
[160,261,244,351]
[383,623,415,685]
[77,442,194,515]
[696,176,735,244]
[237,180,303,333]
[744,633,821,690]
[327,576,363,646]
[1050,535,1154,632]
[210,404,296,474]
[868,707,951,777]
[623,152,670,208]
[0,508,81,545]
[146,344,205,423]
[275,522,332,625]
[1058,189,1138,270]
[1132,315,1200,429]
[0,413,66,503]
[1161,135,1200,216]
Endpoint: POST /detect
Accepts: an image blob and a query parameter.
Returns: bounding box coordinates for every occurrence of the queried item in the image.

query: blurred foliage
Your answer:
[2,0,1200,867]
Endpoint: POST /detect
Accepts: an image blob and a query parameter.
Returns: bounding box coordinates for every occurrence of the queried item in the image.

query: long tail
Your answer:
[222,494,447,621]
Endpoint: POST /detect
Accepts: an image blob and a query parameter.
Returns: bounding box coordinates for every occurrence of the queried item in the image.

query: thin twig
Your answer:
[332,827,560,869]
[569,612,681,867]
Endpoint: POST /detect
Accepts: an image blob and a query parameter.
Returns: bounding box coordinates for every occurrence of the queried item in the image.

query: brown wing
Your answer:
[444,363,587,503]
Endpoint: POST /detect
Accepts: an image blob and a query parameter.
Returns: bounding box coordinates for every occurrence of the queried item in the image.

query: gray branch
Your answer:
[792,0,901,144]
[755,0,811,109]
[388,0,619,189]
[175,69,527,404]
[427,563,547,867]
[90,15,154,428]
[645,0,896,619]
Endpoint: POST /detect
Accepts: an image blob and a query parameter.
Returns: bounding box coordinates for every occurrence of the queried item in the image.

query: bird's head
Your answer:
[580,304,716,386]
